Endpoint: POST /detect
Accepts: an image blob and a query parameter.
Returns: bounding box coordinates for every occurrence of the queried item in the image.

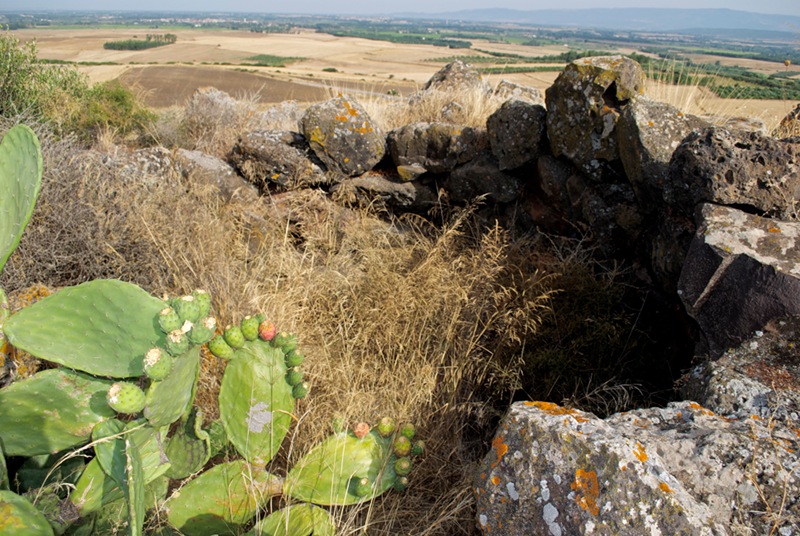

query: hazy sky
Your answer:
[4,1,800,17]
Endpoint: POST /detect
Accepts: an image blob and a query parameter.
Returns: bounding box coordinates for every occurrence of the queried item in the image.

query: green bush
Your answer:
[66,81,156,143]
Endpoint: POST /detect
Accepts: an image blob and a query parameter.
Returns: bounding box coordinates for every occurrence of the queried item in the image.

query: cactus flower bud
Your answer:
[189,316,216,345]
[273,331,298,352]
[174,295,201,323]
[353,422,370,439]
[411,440,425,457]
[143,347,172,381]
[107,382,146,414]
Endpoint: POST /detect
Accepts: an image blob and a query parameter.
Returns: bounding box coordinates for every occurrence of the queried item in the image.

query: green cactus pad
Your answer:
[165,460,281,536]
[219,341,294,465]
[249,504,335,536]
[0,125,43,275]
[0,444,7,491]
[0,368,115,456]
[284,429,398,505]
[92,419,128,489]
[124,438,145,536]
[3,280,167,377]
[70,457,125,516]
[165,407,211,480]
[0,490,54,536]
[125,420,172,484]
[15,452,84,493]
[144,346,201,428]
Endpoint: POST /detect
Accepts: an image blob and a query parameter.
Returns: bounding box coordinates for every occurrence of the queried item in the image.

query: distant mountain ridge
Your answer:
[399,8,800,34]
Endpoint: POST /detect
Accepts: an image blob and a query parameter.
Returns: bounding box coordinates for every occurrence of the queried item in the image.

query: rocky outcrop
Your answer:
[445,153,522,204]
[387,122,488,175]
[546,55,645,180]
[493,80,544,106]
[678,204,800,357]
[300,95,385,177]
[176,148,258,202]
[229,130,326,191]
[421,59,491,95]
[487,99,547,171]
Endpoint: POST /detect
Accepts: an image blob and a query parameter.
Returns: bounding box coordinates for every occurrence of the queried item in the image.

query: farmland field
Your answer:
[12,26,800,129]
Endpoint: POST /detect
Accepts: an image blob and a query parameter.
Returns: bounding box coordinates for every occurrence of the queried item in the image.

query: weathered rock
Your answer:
[493,79,545,105]
[720,116,767,135]
[680,316,800,423]
[331,171,437,211]
[487,99,547,171]
[387,122,488,174]
[773,102,800,138]
[176,148,258,203]
[678,204,800,357]
[667,127,800,220]
[229,130,326,191]
[617,97,709,212]
[445,153,523,204]
[259,100,302,130]
[396,163,427,182]
[537,155,577,211]
[300,95,385,177]
[421,59,491,94]
[546,55,645,180]
[475,399,799,535]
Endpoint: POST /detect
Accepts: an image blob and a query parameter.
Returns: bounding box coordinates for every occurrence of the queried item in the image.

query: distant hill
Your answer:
[400,8,800,34]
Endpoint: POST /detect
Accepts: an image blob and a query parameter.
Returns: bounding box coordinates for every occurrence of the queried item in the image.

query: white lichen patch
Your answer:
[507,481,519,501]
[246,401,273,433]
[541,479,551,501]
[479,514,488,527]
[543,503,562,536]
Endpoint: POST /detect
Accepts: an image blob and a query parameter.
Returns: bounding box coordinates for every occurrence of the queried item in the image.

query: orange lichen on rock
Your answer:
[491,475,501,486]
[491,434,508,468]
[633,441,648,462]
[768,227,782,233]
[659,482,673,493]
[571,469,600,515]
[524,401,590,423]
[688,402,716,417]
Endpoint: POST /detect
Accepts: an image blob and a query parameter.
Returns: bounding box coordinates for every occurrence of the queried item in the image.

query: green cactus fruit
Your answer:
[394,457,412,476]
[393,436,411,457]
[0,125,43,275]
[292,381,309,399]
[143,347,172,381]
[273,331,298,352]
[354,476,372,497]
[223,324,245,349]
[285,367,304,387]
[393,475,409,492]
[144,346,201,428]
[188,316,216,345]
[158,307,181,334]
[165,329,189,356]
[377,417,396,438]
[192,289,211,318]
[284,429,398,505]
[0,368,115,456]
[240,315,259,341]
[219,342,294,465]
[0,490,54,536]
[208,335,234,360]
[165,460,281,536]
[249,504,335,536]
[411,439,425,457]
[174,295,201,324]
[285,349,305,368]
[107,382,146,414]
[399,422,416,440]
[258,320,277,341]
[3,280,167,377]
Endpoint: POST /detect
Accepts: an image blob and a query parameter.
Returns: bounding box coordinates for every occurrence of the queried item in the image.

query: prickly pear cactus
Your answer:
[0,124,43,275]
[165,407,211,480]
[0,489,54,535]
[0,443,7,491]
[143,346,201,428]
[218,341,294,465]
[165,460,282,536]
[3,280,167,377]
[0,368,116,456]
[283,427,399,506]
[248,504,336,536]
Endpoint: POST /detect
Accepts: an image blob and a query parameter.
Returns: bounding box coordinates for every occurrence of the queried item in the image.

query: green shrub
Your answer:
[65,81,156,143]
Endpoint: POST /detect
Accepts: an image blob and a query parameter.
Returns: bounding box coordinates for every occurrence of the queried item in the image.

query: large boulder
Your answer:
[387,122,488,175]
[421,59,491,94]
[667,127,800,219]
[229,130,326,191]
[617,97,709,212]
[493,79,544,106]
[475,397,799,535]
[486,99,548,171]
[300,95,385,177]
[444,153,523,204]
[546,55,645,181]
[678,204,800,357]
[176,148,258,203]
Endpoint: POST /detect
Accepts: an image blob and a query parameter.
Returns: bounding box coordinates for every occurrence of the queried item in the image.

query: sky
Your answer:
[3,1,800,17]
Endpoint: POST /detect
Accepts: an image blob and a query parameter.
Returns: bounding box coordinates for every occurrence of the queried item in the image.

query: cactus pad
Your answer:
[144,346,201,428]
[219,341,294,465]
[249,504,335,536]
[0,490,54,536]
[165,408,211,480]
[165,460,281,536]
[3,280,167,377]
[0,125,43,275]
[0,368,115,456]
[283,429,398,505]
[92,419,128,489]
